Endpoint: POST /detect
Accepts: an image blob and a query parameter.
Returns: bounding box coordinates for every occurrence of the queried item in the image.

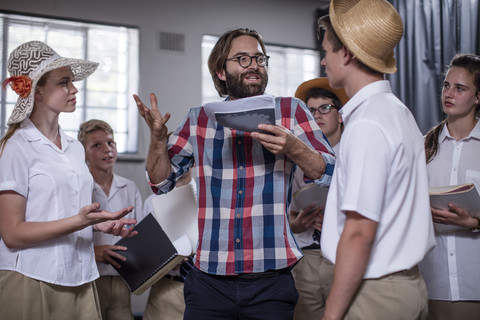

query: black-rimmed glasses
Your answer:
[226,55,270,68]
[309,104,337,115]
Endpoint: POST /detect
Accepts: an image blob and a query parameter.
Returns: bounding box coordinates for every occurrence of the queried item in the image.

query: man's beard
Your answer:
[225,69,268,99]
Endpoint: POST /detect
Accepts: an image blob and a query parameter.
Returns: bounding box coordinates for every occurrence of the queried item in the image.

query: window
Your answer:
[0,11,139,153]
[201,35,320,104]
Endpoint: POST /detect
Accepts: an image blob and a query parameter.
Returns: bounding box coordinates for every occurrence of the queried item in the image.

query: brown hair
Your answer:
[208,28,267,97]
[78,119,114,146]
[317,15,344,53]
[424,53,480,163]
[305,87,343,110]
[0,123,20,156]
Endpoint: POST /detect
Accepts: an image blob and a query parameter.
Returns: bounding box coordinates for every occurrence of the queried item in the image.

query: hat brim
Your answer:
[294,78,349,106]
[329,0,402,74]
[7,58,99,125]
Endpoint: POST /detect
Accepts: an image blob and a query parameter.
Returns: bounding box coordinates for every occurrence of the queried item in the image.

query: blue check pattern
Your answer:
[151,96,335,275]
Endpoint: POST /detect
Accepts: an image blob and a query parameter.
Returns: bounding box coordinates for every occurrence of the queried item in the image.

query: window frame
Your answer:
[0,10,140,156]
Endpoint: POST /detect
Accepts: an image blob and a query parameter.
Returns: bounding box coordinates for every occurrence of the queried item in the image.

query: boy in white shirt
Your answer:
[318,1,436,319]
[78,119,144,320]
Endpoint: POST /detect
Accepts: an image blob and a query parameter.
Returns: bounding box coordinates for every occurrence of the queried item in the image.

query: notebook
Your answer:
[112,213,192,295]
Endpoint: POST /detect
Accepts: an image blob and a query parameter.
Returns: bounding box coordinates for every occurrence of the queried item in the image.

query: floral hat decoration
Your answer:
[2,41,99,125]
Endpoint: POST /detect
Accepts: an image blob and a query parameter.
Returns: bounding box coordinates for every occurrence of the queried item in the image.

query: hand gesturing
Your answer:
[133,93,171,141]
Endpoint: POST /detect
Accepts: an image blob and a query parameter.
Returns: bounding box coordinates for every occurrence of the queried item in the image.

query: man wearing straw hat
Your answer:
[318,1,436,319]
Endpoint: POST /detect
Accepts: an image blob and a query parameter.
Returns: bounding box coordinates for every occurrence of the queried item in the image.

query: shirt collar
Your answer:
[21,118,74,152]
[440,118,480,142]
[339,80,392,126]
[93,174,127,196]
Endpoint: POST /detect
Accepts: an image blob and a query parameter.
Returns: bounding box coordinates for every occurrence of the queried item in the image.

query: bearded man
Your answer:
[134,28,335,320]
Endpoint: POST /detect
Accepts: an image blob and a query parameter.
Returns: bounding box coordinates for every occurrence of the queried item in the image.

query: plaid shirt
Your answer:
[151,96,335,275]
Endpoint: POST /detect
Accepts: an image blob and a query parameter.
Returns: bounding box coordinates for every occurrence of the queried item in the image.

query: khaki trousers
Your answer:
[345,267,429,320]
[95,275,134,320]
[292,248,334,320]
[0,270,101,320]
[143,276,185,320]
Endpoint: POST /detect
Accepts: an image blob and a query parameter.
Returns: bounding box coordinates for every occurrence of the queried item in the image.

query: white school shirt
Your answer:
[321,81,436,278]
[0,119,97,286]
[290,143,339,249]
[93,174,144,276]
[289,167,320,248]
[418,120,480,301]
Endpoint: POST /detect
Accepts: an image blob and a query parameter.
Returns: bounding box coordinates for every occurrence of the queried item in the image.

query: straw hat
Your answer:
[2,41,99,125]
[329,0,403,74]
[295,77,349,106]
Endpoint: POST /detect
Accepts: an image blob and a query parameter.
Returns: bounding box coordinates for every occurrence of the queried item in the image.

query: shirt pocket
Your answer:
[466,169,480,192]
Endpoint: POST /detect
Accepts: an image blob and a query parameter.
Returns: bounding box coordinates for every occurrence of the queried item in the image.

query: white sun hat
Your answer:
[2,41,99,125]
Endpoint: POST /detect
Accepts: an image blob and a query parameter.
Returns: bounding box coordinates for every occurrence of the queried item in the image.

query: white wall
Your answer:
[1,0,328,202]
[0,0,329,313]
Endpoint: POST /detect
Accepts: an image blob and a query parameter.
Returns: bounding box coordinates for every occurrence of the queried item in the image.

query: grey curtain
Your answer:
[388,0,480,134]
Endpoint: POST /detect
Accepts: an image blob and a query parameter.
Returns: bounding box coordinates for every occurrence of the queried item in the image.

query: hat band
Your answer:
[29,53,61,80]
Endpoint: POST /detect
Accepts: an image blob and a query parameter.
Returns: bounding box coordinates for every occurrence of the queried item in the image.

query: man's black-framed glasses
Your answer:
[309,104,337,115]
[226,55,270,68]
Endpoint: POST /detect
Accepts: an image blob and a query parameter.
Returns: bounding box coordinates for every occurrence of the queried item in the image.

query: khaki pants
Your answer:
[95,276,133,320]
[292,248,334,320]
[0,270,101,320]
[143,276,185,320]
[428,299,480,320]
[345,267,429,320]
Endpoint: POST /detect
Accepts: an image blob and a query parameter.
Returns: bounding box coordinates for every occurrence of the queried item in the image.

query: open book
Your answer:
[203,94,276,132]
[112,213,192,295]
[292,183,329,211]
[430,183,480,233]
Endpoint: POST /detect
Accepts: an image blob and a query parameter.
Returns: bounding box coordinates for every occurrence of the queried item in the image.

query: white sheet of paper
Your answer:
[151,182,198,254]
[204,94,276,132]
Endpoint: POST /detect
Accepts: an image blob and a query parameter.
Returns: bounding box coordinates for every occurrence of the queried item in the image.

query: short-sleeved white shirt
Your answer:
[93,174,144,276]
[0,119,97,286]
[290,167,318,248]
[290,144,339,249]
[419,120,480,300]
[321,81,436,278]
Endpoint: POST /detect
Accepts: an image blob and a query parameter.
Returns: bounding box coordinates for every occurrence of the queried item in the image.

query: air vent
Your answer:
[159,32,185,52]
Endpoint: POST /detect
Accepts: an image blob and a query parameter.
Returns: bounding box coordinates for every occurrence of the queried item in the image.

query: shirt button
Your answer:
[236,238,240,243]
[236,214,241,218]
[237,140,242,145]
[450,252,454,256]
[239,166,244,170]
[239,190,243,195]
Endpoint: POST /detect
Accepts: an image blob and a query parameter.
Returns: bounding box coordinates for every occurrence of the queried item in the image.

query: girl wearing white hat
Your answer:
[420,53,480,320]
[0,41,137,320]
